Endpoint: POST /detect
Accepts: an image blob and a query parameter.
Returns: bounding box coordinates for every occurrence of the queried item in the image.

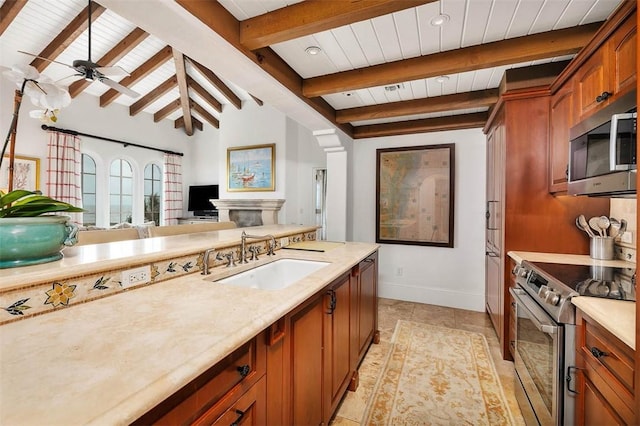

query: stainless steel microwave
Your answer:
[568,91,637,197]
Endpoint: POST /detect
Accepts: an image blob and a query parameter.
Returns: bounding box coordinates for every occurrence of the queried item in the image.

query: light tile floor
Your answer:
[330,298,526,425]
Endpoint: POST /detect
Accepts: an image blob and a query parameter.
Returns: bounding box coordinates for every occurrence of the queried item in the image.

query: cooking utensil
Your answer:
[617,218,627,239]
[578,215,595,237]
[609,218,621,238]
[597,216,610,236]
[575,217,591,237]
[588,216,604,237]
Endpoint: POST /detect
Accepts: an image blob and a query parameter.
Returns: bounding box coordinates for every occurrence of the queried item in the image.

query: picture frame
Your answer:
[227,143,275,192]
[1,155,40,192]
[376,144,455,247]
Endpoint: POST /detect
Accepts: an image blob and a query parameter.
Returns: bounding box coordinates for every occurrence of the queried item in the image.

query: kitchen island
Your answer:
[0,225,379,425]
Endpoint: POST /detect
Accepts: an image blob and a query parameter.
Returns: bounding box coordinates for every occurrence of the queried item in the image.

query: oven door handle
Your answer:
[509,287,558,335]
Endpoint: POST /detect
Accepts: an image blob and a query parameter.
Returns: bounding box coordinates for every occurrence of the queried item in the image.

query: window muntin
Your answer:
[81,154,96,226]
[144,163,162,225]
[109,159,133,225]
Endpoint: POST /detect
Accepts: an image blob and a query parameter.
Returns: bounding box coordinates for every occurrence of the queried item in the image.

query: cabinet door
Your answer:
[575,366,625,426]
[608,11,637,102]
[290,295,325,426]
[358,257,377,359]
[485,252,501,335]
[574,48,610,122]
[199,377,266,426]
[486,118,504,255]
[324,273,352,423]
[549,84,573,193]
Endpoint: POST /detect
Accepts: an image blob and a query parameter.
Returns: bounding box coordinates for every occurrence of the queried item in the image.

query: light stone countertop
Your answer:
[0,240,378,425]
[0,224,318,291]
[508,251,636,351]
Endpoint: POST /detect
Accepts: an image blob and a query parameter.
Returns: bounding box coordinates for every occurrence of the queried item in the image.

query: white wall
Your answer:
[352,129,487,311]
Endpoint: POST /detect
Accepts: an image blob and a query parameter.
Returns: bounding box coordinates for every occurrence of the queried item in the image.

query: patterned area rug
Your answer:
[364,320,515,425]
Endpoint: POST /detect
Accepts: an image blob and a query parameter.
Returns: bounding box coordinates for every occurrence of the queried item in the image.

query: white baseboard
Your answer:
[379,280,485,312]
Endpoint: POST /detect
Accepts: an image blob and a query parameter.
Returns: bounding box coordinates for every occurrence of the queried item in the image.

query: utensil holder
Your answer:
[590,237,615,260]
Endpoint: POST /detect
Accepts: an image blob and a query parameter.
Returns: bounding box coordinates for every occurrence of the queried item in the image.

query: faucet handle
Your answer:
[225,251,236,267]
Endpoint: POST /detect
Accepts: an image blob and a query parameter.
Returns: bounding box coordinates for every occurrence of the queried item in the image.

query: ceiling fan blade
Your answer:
[95,65,130,78]
[98,77,140,98]
[17,50,76,71]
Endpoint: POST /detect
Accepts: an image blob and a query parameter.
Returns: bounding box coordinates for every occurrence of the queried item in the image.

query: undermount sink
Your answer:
[214,258,330,290]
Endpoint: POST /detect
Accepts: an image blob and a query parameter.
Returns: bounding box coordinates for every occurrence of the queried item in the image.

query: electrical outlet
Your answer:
[620,230,633,244]
[121,265,151,288]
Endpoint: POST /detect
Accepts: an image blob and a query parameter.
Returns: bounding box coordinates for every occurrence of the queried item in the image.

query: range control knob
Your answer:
[545,291,561,306]
[538,285,549,299]
[520,269,529,278]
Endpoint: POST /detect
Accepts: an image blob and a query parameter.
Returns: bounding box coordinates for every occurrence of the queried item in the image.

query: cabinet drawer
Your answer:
[135,333,266,425]
[576,311,635,424]
[196,376,266,426]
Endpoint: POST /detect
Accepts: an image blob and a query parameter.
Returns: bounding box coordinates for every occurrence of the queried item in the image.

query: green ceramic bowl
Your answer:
[0,216,78,269]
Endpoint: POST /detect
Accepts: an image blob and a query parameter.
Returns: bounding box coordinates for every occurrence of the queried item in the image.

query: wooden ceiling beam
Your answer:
[240,0,436,50]
[154,99,181,122]
[337,89,498,123]
[188,57,242,110]
[190,99,220,129]
[176,1,354,137]
[69,27,148,98]
[175,116,203,131]
[0,0,27,36]
[100,45,173,107]
[129,75,178,116]
[187,76,222,112]
[250,94,263,106]
[304,23,601,97]
[352,112,488,139]
[172,49,193,136]
[30,3,106,72]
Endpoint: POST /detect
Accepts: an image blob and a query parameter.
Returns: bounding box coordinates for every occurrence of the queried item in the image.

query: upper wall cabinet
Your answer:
[574,10,637,123]
[549,81,574,193]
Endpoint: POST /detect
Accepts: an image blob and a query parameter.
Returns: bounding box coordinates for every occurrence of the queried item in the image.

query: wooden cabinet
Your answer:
[324,273,353,422]
[574,9,636,123]
[485,110,505,338]
[351,252,379,371]
[548,82,574,193]
[575,309,635,425]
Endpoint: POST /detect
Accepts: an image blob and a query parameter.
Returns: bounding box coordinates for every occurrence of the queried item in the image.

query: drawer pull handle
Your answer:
[596,91,612,103]
[237,364,250,378]
[590,347,608,359]
[566,366,581,394]
[230,409,245,426]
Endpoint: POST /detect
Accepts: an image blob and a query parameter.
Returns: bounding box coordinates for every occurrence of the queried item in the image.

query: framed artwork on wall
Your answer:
[1,155,40,192]
[376,143,455,247]
[227,143,275,192]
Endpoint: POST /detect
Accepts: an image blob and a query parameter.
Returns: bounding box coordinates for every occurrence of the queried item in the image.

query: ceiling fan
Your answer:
[19,0,140,98]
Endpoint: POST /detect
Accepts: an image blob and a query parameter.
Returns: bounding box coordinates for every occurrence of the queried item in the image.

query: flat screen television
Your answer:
[187,184,219,216]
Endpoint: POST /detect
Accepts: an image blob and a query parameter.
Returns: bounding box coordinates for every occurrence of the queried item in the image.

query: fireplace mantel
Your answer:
[212,199,285,226]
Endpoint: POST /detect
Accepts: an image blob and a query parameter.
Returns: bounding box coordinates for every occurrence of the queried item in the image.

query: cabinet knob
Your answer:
[590,347,608,359]
[237,364,250,377]
[595,91,612,103]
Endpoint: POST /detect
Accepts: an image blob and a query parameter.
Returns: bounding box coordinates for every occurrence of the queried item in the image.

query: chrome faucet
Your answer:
[240,231,276,263]
[201,248,217,275]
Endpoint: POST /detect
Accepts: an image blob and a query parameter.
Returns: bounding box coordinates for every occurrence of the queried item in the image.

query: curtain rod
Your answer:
[40,125,184,157]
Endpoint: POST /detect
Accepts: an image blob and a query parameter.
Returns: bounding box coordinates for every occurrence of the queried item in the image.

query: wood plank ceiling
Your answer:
[0,0,625,139]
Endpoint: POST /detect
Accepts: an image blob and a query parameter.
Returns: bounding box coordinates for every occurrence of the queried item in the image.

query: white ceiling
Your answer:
[0,0,625,133]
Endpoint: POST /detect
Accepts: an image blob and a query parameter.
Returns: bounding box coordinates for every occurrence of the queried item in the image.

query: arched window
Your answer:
[81,154,96,226]
[144,163,162,225]
[109,159,133,225]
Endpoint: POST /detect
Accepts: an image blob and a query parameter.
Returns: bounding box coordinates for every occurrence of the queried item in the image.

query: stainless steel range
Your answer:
[510,260,635,426]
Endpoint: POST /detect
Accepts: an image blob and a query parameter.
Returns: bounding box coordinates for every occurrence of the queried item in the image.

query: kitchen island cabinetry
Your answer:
[575,309,635,425]
[351,251,379,371]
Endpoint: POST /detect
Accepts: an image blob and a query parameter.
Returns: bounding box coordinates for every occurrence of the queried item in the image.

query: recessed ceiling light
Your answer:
[343,92,354,97]
[430,14,450,26]
[435,75,450,84]
[305,46,322,55]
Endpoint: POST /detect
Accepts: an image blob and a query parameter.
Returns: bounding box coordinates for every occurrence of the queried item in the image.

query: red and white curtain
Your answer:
[163,154,183,225]
[46,131,82,224]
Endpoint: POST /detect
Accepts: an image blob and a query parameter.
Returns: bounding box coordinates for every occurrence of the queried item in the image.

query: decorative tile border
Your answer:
[0,231,316,325]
